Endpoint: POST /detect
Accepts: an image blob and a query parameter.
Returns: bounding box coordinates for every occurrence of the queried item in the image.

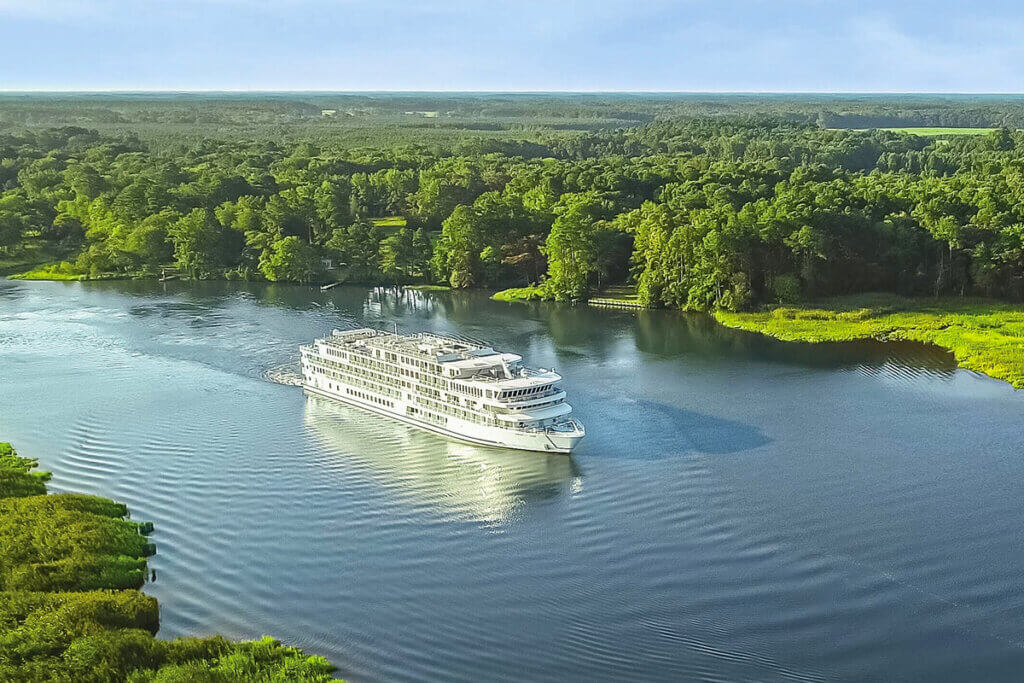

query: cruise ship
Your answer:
[300,329,585,453]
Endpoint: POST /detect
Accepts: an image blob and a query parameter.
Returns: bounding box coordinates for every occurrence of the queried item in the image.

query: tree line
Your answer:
[2,118,1024,309]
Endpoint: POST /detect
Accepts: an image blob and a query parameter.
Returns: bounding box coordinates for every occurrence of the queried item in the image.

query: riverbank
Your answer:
[0,244,75,277]
[8,261,449,289]
[8,261,86,280]
[0,441,335,680]
[493,284,647,307]
[714,294,1024,389]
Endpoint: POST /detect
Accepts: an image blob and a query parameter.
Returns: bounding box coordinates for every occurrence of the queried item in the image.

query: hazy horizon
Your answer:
[3,90,1024,97]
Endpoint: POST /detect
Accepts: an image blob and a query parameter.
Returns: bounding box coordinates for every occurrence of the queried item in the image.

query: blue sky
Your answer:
[1,0,1021,92]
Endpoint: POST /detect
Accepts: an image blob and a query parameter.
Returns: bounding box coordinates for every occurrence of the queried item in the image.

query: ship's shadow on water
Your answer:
[587,398,770,459]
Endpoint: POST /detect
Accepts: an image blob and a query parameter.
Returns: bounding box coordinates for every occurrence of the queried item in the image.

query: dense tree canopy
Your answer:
[4,110,1024,310]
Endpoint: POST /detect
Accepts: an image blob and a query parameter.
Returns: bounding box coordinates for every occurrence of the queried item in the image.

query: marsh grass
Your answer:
[715,294,1024,388]
[9,261,85,281]
[0,442,336,680]
[492,284,547,302]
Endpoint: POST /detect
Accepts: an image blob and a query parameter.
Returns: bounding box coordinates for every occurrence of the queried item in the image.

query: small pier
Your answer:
[587,286,647,309]
[588,297,648,309]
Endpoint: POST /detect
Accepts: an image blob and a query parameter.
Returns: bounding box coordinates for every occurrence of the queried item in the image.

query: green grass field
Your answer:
[8,261,85,280]
[884,127,1001,136]
[371,216,407,229]
[591,285,640,302]
[832,127,1003,136]
[714,294,1024,389]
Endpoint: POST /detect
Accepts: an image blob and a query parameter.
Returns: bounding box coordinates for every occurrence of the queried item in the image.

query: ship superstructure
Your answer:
[300,329,585,453]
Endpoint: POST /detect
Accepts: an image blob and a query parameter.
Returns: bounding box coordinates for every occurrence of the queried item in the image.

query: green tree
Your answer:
[543,193,608,300]
[260,236,319,283]
[168,209,224,278]
[379,228,416,282]
[0,211,24,254]
[326,220,384,280]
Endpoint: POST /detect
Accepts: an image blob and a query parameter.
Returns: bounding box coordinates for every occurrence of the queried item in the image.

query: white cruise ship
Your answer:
[300,329,585,453]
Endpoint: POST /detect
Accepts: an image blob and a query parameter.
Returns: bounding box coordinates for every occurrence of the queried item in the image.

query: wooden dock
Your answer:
[588,297,648,309]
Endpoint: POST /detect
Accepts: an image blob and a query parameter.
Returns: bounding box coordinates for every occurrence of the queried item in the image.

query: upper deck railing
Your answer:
[326,329,493,363]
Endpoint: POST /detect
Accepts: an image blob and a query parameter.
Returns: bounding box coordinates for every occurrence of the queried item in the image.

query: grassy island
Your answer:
[714,295,1024,389]
[0,441,335,681]
[492,285,547,302]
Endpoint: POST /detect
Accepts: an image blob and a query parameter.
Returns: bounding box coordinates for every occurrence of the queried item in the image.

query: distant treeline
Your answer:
[2,103,1024,309]
[7,93,1024,130]
[817,110,1024,129]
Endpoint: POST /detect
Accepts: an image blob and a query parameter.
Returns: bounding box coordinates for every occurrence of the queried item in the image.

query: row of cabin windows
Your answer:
[324,345,442,382]
[314,357,411,393]
[374,347,439,373]
[318,350,551,404]
[406,405,447,426]
[329,358,409,389]
[314,359,488,412]
[310,362,401,399]
[498,397,563,413]
[454,382,485,398]
[322,352,484,399]
[316,357,453,404]
[499,385,552,400]
[351,353,445,389]
[416,396,500,426]
[346,387,394,409]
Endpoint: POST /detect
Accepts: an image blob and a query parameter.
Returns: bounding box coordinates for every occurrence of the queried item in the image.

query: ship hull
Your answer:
[302,383,582,454]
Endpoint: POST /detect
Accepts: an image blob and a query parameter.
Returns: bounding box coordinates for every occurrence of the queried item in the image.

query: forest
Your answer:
[3,94,1024,311]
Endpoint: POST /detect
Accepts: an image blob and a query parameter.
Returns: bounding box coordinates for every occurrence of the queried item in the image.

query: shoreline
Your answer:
[0,441,337,680]
[6,264,453,291]
[494,286,1024,389]
[714,295,1024,390]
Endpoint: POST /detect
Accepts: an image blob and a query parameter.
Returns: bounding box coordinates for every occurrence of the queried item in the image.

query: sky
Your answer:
[1,0,1021,92]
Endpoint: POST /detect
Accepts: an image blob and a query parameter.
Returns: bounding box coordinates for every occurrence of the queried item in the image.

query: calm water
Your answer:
[2,280,1024,682]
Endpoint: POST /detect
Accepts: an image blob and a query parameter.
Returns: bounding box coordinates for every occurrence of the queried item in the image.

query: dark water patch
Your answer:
[596,398,770,457]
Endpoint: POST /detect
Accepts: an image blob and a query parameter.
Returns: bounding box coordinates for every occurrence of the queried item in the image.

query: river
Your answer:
[2,279,1023,681]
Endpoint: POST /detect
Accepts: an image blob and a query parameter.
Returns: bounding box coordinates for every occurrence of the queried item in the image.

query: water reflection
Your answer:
[629,307,958,379]
[55,280,964,388]
[303,395,579,525]
[0,278,25,301]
